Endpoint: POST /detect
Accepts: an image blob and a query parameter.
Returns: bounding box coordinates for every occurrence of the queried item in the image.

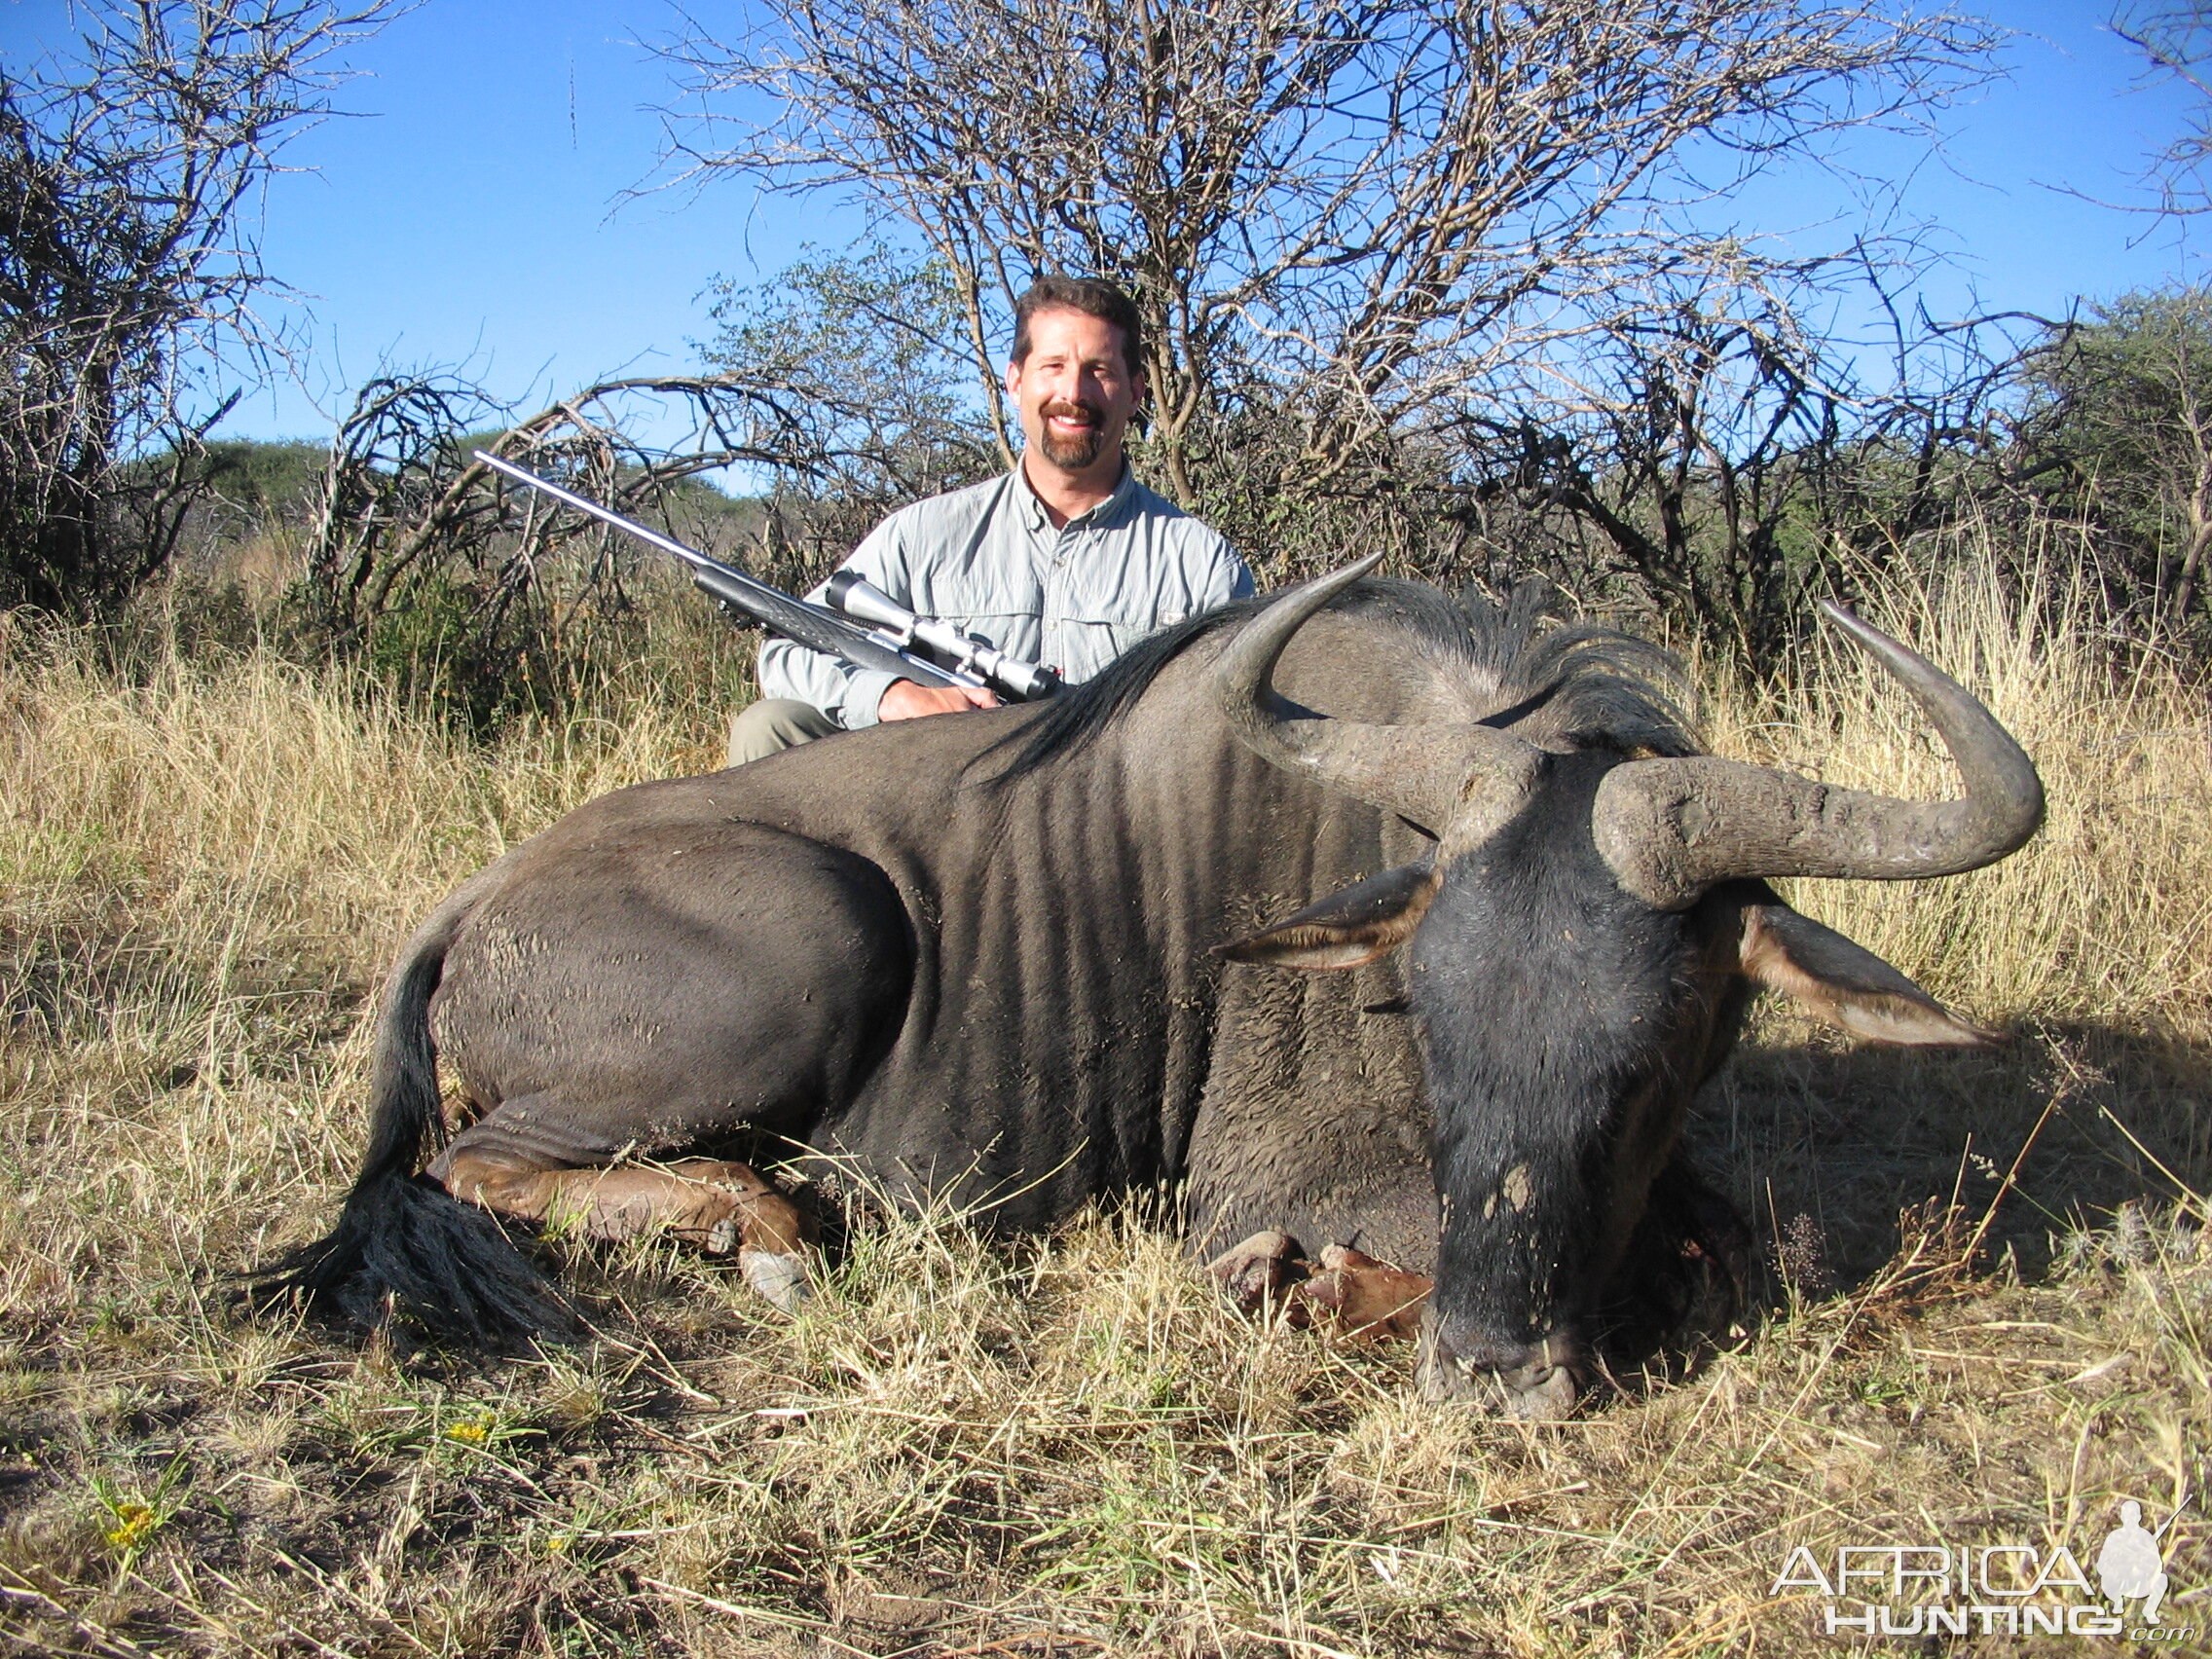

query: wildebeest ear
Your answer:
[1216,862,1441,971]
[1736,902,2001,1048]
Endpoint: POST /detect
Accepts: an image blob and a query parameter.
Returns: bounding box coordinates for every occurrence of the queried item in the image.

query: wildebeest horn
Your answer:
[1592,600,2045,910]
[1212,555,1542,838]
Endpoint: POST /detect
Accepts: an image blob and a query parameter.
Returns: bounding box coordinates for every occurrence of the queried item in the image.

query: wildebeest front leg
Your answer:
[437,1149,816,1310]
[1207,1229,1304,1308]
[1297,1245,1430,1339]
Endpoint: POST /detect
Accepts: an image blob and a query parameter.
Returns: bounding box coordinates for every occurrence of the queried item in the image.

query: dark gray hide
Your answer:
[435,590,1456,1258]
[262,571,2041,1411]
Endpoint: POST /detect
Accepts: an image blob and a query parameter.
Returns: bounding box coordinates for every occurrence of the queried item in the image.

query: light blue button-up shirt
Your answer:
[758,464,1254,727]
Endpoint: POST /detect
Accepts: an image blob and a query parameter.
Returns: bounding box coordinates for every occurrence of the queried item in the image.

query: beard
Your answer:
[1036,397,1106,468]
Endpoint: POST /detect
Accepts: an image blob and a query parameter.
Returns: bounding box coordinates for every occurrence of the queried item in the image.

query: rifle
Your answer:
[473,452,1060,703]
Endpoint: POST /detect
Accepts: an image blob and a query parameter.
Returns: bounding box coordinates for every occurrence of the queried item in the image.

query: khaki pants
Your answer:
[725,698,843,767]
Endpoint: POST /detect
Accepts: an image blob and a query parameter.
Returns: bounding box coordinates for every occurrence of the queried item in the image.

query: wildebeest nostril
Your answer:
[1418,1312,1587,1415]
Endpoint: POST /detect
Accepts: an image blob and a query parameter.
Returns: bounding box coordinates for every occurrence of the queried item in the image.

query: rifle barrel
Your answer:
[471,451,963,689]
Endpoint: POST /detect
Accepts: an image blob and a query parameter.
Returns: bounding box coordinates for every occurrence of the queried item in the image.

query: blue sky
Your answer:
[3,0,2206,442]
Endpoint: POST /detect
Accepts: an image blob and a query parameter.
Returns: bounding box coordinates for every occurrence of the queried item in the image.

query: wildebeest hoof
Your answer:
[741,1248,811,1312]
[1299,1245,1430,1340]
[1206,1230,1305,1310]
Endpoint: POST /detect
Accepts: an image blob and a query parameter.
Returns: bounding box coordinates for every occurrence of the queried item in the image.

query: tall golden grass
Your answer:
[0,549,2204,1656]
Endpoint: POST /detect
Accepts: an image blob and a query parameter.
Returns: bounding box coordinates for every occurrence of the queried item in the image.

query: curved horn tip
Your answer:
[1224,553,1391,673]
[1816,596,1876,641]
[1814,598,1957,688]
[1290,552,1386,603]
[1815,597,1910,657]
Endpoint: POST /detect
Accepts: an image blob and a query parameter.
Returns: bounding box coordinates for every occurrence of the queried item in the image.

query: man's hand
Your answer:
[877,680,1001,721]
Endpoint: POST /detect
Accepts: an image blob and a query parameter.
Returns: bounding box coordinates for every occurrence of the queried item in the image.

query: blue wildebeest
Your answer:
[260,560,2041,1415]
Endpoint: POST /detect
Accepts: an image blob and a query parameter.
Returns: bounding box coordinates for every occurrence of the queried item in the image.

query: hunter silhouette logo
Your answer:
[2098,1500,2172,1623]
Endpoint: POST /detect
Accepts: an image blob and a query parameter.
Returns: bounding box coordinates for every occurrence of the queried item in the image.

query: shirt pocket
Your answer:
[1042,597,1171,682]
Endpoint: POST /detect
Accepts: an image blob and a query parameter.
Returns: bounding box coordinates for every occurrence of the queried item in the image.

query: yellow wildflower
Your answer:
[103,1502,155,1550]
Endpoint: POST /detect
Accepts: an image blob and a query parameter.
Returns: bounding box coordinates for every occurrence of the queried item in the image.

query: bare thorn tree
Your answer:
[299,368,811,726]
[1458,247,2049,657]
[658,0,2001,567]
[309,369,842,638]
[2111,2,2212,214]
[0,0,391,615]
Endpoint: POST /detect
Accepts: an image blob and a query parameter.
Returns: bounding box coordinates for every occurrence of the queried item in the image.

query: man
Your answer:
[728,276,1252,765]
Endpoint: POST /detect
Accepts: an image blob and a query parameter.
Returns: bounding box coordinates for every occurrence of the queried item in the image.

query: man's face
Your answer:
[1006,306,1144,476]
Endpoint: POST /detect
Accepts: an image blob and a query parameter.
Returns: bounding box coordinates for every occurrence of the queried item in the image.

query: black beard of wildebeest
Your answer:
[255,560,2043,1417]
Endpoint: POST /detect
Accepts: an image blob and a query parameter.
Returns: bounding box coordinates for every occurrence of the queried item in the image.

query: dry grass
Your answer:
[1,559,2206,1657]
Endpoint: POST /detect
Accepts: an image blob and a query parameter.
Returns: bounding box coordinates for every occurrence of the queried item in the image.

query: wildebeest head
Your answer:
[1212,558,2044,1416]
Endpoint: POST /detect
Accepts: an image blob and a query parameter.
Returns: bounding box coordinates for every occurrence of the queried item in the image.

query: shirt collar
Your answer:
[1015,457,1136,532]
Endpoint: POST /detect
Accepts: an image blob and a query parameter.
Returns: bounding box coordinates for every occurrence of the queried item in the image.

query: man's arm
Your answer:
[1210,538,1257,608]
[755,522,913,729]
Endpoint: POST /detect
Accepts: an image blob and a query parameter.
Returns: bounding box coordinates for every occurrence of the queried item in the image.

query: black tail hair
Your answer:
[248,866,576,1345]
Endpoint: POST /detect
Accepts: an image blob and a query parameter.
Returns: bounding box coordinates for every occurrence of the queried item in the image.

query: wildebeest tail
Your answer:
[249,861,576,1344]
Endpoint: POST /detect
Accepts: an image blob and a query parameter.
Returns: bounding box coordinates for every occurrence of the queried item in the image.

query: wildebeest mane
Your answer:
[977,596,1267,786]
[1472,579,1701,759]
[979,576,1699,788]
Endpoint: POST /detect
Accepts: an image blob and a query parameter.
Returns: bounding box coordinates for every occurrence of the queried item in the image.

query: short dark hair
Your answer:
[1011,276,1145,380]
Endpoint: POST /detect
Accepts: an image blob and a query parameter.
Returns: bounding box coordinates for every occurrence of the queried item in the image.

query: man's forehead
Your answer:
[1018,306,1126,358]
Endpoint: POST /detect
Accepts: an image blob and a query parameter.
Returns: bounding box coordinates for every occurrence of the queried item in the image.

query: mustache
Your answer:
[1040,398,1102,425]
